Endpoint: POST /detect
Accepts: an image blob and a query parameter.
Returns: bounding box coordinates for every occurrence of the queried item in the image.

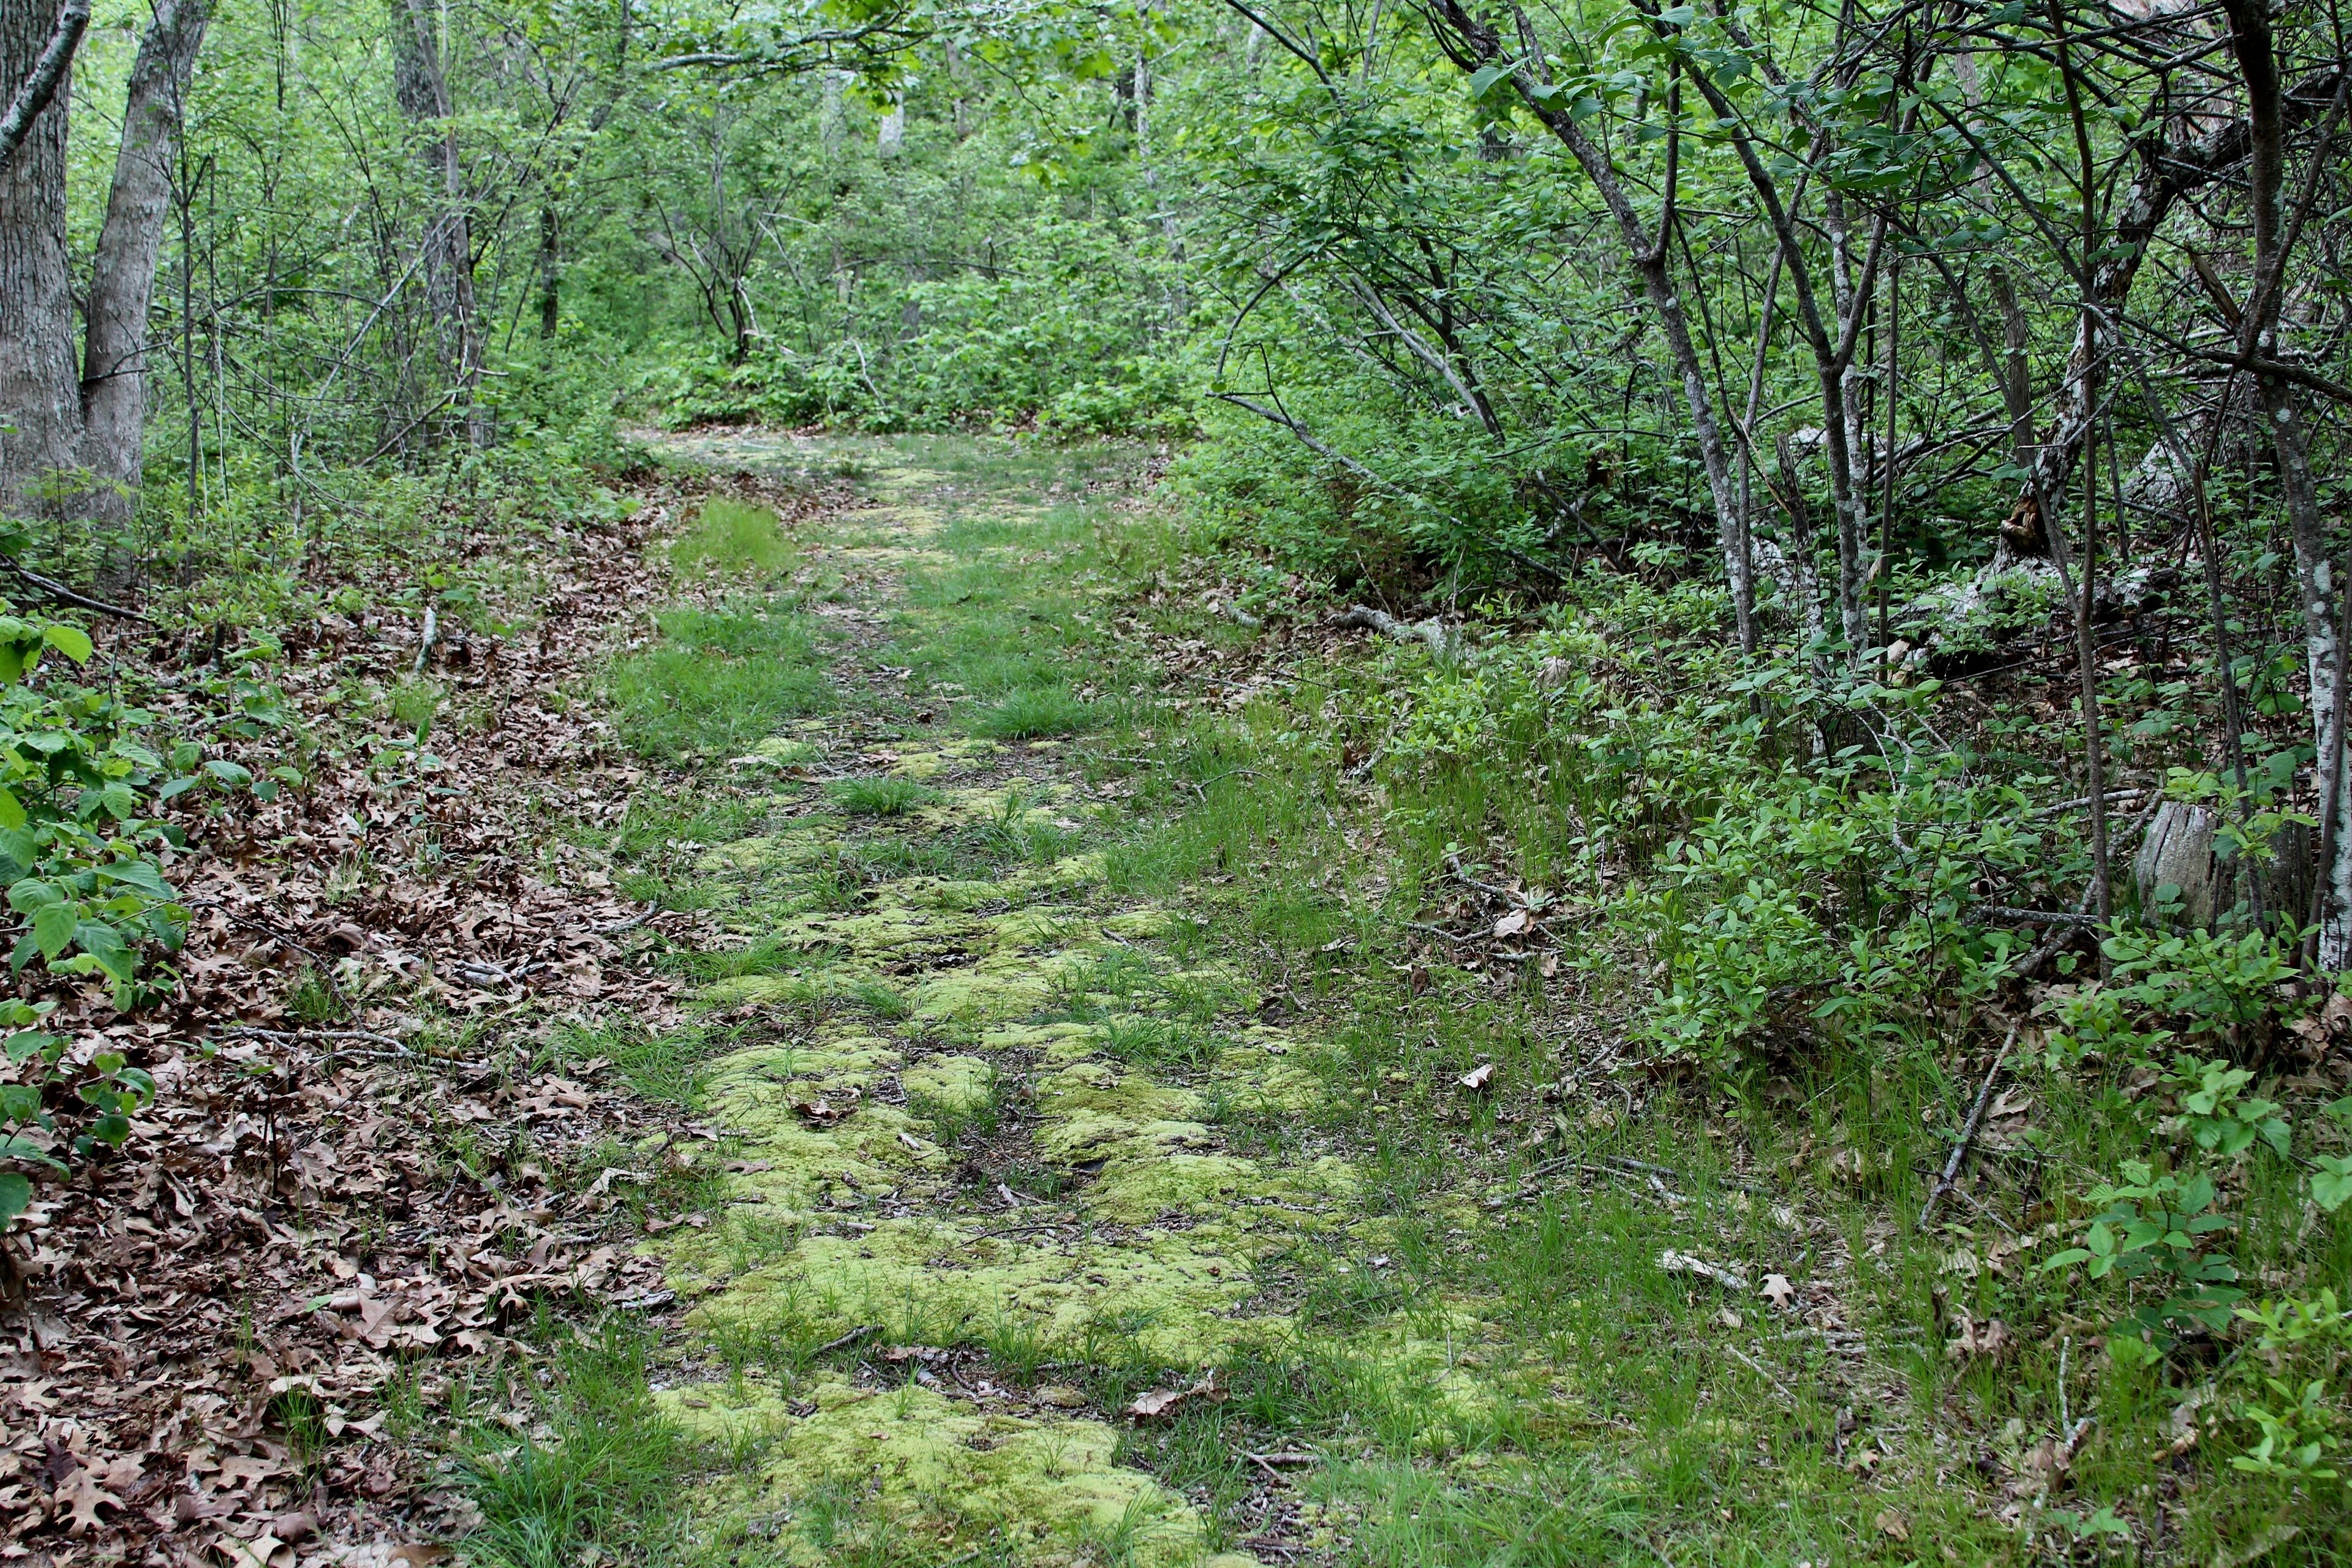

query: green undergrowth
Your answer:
[454,434,2352,1567]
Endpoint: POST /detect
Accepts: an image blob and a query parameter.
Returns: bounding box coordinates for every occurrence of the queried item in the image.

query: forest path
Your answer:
[627,434,1359,1566]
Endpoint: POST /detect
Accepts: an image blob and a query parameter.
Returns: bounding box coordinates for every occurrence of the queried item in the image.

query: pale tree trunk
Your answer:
[392,0,485,448]
[0,0,85,517]
[2220,0,2351,963]
[81,0,210,505]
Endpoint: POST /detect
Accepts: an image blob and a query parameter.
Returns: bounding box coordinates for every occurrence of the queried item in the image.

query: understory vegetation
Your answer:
[6,0,2352,1563]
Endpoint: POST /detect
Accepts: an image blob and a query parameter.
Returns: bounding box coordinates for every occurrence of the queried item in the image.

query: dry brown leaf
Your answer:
[1760,1273,1797,1310]
[1459,1063,1496,1091]
[1492,909,1529,939]
[1128,1372,1226,1420]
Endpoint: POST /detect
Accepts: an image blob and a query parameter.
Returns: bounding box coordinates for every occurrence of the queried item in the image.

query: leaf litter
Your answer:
[0,476,806,1564]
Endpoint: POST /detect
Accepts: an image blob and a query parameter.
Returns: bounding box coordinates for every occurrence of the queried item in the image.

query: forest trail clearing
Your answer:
[624,435,1369,1565]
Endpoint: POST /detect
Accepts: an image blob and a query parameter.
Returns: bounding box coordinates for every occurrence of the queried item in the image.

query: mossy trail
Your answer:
[635,437,1375,1566]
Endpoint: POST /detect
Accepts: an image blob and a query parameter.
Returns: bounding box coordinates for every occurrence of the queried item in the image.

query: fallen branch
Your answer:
[1332,603,1457,658]
[6,557,146,622]
[1918,1022,2021,1230]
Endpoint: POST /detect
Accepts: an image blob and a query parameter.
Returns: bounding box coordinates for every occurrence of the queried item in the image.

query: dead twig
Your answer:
[812,1324,880,1357]
[1919,1022,2021,1230]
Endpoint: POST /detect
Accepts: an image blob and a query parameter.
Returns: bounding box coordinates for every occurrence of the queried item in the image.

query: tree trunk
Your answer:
[392,0,484,447]
[537,201,559,338]
[0,0,84,517]
[81,0,210,504]
[2220,0,2350,963]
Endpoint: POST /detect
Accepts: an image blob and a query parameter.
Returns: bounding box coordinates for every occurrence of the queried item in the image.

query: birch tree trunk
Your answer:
[2220,0,2351,963]
[0,0,85,517]
[81,0,210,506]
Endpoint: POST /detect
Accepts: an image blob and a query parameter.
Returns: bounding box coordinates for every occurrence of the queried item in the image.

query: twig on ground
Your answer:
[813,1324,880,1357]
[1722,1343,1800,1406]
[1919,1022,2021,1230]
[5,557,147,622]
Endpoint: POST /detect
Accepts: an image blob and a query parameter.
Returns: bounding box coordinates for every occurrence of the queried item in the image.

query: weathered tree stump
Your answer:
[2133,801,2312,933]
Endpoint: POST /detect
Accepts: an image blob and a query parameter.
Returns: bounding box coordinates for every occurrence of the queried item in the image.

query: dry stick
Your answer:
[812,1324,880,1357]
[1919,1022,2021,1231]
[2080,407,2113,973]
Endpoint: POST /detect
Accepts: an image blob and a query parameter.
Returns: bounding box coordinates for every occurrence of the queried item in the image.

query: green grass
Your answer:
[609,598,830,761]
[671,497,798,579]
[826,775,936,816]
[453,1323,709,1568]
[968,684,1101,740]
[541,432,2352,1567]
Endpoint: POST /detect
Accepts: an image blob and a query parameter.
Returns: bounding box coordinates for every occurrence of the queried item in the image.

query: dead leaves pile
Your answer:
[0,482,734,1565]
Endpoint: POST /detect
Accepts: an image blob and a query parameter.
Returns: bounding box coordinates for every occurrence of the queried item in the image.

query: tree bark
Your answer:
[81,0,211,503]
[2220,0,2348,962]
[0,0,84,516]
[0,0,87,170]
[392,0,485,447]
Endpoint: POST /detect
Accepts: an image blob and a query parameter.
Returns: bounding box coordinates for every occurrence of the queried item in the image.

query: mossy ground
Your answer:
[454,438,2252,1567]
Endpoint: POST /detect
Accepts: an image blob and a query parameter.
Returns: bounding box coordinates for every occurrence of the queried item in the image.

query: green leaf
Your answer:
[2312,1156,2352,1213]
[74,920,132,982]
[0,1172,28,1224]
[40,625,91,664]
[203,759,253,790]
[29,902,76,960]
[1468,63,1509,99]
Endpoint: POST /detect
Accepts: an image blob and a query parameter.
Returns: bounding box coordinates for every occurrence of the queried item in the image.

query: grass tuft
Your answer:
[609,599,829,762]
[827,775,935,816]
[969,685,1099,740]
[671,497,797,579]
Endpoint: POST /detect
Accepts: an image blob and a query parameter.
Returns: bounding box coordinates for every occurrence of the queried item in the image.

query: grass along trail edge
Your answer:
[486,433,2103,1567]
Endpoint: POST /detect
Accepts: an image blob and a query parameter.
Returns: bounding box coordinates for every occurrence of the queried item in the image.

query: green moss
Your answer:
[658,1378,1259,1567]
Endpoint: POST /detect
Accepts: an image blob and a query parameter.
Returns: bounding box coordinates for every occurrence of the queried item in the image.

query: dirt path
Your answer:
[627,435,1370,1566]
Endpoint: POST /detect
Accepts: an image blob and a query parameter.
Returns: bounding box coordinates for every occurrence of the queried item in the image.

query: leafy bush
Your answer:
[0,598,270,1219]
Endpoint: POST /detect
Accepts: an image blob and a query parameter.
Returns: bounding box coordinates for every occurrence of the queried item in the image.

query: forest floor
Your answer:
[460,434,2047,1568]
[7,434,2181,1568]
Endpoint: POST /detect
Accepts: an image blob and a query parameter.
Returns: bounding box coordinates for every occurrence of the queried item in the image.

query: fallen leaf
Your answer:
[897,1130,924,1152]
[1459,1063,1496,1091]
[1493,909,1529,938]
[1875,1509,1910,1542]
[53,1468,120,1534]
[1760,1273,1797,1310]
[1988,1089,2033,1118]
[1128,1372,1225,1420]
[1945,1311,2014,1364]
